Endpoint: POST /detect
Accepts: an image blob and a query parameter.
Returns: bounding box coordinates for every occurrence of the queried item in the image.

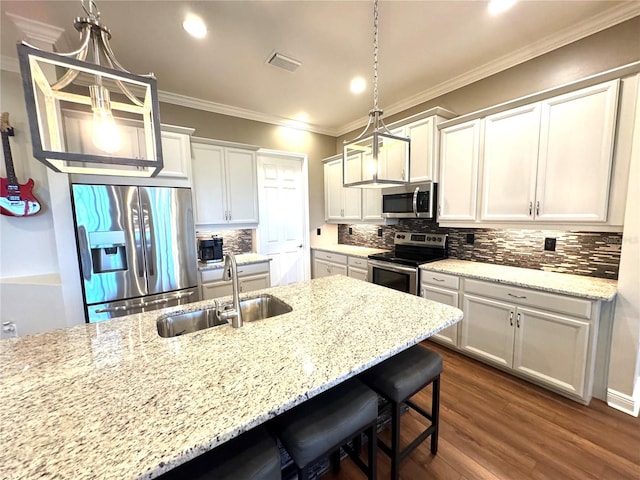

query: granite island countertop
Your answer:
[420,259,617,301]
[311,244,389,258]
[198,253,271,271]
[0,275,462,480]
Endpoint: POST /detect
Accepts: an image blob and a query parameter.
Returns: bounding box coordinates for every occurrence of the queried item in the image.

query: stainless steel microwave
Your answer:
[382,182,436,219]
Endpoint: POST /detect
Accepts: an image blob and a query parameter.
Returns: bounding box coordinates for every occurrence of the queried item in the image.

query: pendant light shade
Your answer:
[343,0,410,188]
[17,0,163,177]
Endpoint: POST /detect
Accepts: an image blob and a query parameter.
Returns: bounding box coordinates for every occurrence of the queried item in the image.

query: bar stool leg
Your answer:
[367,423,377,480]
[330,450,341,473]
[298,464,310,480]
[390,401,402,480]
[431,376,440,455]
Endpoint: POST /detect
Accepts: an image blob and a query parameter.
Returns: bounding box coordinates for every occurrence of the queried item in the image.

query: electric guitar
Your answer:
[1,112,41,217]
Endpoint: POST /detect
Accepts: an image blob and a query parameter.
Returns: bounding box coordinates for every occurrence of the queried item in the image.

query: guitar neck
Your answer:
[2,133,18,187]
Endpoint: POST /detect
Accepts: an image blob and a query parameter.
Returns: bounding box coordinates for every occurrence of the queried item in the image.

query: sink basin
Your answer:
[157,294,292,337]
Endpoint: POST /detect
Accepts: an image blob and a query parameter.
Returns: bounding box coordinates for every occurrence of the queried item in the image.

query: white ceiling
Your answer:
[1,1,639,136]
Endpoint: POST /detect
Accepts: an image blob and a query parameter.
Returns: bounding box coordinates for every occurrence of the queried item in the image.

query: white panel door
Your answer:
[257,153,306,286]
[513,307,590,397]
[461,294,515,368]
[438,120,481,221]
[422,285,459,347]
[226,148,259,224]
[191,143,226,225]
[536,79,619,222]
[481,104,541,221]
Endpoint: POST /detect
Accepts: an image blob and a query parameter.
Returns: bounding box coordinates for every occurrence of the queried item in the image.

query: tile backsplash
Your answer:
[338,220,622,280]
[196,229,253,254]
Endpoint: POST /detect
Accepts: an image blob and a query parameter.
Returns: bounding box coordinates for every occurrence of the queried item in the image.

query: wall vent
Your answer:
[266,51,302,72]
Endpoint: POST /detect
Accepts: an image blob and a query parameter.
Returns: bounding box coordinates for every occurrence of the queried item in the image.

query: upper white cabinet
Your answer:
[158,130,192,179]
[406,116,439,183]
[324,157,364,222]
[191,141,259,226]
[438,119,481,221]
[535,80,619,222]
[440,78,621,228]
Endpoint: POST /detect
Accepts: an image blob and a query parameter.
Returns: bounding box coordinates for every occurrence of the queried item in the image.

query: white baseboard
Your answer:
[607,388,640,417]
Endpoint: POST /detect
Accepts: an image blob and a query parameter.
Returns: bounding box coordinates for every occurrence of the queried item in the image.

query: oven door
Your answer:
[368,260,417,295]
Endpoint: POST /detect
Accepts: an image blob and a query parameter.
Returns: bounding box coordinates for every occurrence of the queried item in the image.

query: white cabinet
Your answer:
[420,271,460,347]
[325,158,362,221]
[535,80,619,222]
[312,250,370,281]
[200,261,270,300]
[479,80,619,223]
[191,142,259,226]
[406,116,439,183]
[159,130,192,179]
[348,256,369,282]
[438,119,481,221]
[460,279,594,400]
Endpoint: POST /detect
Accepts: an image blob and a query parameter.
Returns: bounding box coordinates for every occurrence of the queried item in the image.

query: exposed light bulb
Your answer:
[89,84,121,154]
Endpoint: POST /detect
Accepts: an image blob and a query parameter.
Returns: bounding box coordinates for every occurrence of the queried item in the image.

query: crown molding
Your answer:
[157,90,338,136]
[336,2,640,136]
[6,12,66,49]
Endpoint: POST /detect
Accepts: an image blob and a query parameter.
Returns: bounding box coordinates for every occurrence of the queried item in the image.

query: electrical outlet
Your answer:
[544,237,556,251]
[466,233,475,245]
[377,228,383,237]
[316,228,321,236]
[348,227,353,235]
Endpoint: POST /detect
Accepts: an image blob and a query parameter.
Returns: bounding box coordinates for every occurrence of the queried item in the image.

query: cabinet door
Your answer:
[158,131,191,179]
[536,79,619,222]
[361,188,383,221]
[379,127,408,182]
[202,281,233,300]
[239,274,270,293]
[348,266,368,282]
[513,307,590,398]
[407,117,437,183]
[226,148,259,224]
[481,104,540,221]
[324,160,344,221]
[460,294,514,368]
[438,120,481,221]
[314,259,346,278]
[191,143,227,225]
[422,285,459,347]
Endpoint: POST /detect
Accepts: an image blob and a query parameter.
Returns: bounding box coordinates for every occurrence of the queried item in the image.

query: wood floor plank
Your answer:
[320,341,640,480]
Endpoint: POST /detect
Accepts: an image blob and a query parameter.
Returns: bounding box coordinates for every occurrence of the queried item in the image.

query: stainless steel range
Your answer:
[368,232,447,295]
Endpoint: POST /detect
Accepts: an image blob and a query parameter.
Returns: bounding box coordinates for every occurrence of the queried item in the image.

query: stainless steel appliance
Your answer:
[382,182,436,219]
[71,184,200,323]
[368,232,447,295]
[198,236,223,263]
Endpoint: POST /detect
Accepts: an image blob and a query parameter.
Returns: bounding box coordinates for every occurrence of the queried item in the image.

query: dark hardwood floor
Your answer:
[322,341,640,480]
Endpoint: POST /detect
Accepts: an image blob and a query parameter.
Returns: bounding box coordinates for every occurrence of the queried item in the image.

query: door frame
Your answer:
[255,149,311,283]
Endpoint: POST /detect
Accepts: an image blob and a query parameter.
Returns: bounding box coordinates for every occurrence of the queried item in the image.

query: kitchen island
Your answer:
[0,275,462,480]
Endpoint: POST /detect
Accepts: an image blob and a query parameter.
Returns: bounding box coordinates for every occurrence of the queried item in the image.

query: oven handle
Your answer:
[412,187,419,217]
[368,259,417,275]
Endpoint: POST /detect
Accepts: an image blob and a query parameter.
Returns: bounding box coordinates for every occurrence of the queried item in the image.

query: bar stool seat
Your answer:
[158,426,280,480]
[274,378,378,480]
[360,344,442,480]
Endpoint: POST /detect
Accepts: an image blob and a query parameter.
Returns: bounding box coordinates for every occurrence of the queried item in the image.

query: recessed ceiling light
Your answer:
[350,77,366,94]
[183,14,207,39]
[488,0,517,15]
[295,113,309,123]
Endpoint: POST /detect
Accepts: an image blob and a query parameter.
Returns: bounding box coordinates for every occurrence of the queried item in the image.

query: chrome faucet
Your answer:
[220,252,243,328]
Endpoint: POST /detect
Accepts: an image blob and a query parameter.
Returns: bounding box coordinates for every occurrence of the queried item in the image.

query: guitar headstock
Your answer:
[1,112,14,136]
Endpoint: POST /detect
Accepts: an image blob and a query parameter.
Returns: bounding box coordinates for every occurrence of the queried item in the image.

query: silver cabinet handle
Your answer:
[517,313,521,328]
[509,311,514,326]
[536,201,540,216]
[529,201,533,216]
[508,293,527,299]
[229,211,231,221]
[412,187,419,217]
[432,277,445,282]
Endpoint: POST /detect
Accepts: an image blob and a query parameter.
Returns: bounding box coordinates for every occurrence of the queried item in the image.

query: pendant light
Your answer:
[17,0,163,177]
[343,0,410,188]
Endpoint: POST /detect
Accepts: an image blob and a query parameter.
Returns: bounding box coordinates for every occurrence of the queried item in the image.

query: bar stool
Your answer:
[158,426,280,480]
[274,378,378,480]
[360,344,442,480]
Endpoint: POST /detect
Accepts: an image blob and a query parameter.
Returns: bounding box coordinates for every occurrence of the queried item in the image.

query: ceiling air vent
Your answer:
[266,51,302,72]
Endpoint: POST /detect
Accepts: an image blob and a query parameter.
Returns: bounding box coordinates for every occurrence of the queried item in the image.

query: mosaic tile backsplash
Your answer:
[338,220,622,280]
[195,229,253,254]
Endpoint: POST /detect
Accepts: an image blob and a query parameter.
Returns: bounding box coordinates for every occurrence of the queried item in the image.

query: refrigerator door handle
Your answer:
[76,225,92,281]
[131,198,146,278]
[140,192,156,278]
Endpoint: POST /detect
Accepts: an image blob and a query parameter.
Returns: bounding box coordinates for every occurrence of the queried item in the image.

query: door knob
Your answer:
[298,244,303,248]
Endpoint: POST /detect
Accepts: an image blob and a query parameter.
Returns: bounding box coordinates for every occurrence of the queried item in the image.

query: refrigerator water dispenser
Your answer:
[89,231,128,273]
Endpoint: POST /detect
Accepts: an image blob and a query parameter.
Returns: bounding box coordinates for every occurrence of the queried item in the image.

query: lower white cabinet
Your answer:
[421,272,460,347]
[312,250,370,281]
[200,261,270,300]
[347,256,369,282]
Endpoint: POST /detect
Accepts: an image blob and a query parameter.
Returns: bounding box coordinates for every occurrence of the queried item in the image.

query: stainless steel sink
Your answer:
[157,294,292,337]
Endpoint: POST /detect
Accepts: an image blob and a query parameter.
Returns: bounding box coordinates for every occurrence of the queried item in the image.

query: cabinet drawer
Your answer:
[314,250,347,265]
[421,271,459,290]
[200,261,269,283]
[348,256,368,268]
[464,279,592,319]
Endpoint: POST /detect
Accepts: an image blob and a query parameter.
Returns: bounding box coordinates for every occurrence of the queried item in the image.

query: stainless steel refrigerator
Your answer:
[71,184,200,323]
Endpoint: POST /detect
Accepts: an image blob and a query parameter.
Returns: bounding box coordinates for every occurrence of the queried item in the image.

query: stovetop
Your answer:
[368,232,448,267]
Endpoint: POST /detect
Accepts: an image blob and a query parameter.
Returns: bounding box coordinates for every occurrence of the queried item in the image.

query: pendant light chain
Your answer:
[372,0,379,112]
